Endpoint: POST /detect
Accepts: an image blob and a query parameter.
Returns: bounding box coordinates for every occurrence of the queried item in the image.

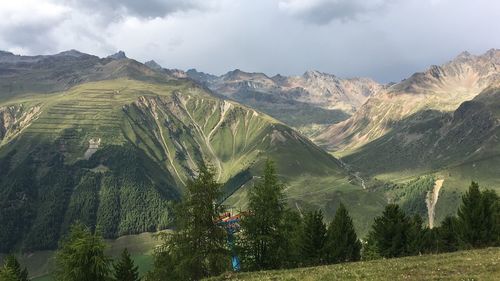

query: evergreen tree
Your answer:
[54,222,111,281]
[435,216,459,253]
[240,160,286,270]
[324,203,361,263]
[407,214,426,255]
[457,182,499,248]
[113,248,140,281]
[300,210,327,266]
[0,266,18,281]
[149,165,229,280]
[277,209,303,268]
[369,204,411,258]
[0,255,28,281]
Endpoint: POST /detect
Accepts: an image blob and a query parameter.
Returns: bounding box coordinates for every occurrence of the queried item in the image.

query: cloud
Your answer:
[0,0,70,53]
[64,0,211,21]
[278,0,396,24]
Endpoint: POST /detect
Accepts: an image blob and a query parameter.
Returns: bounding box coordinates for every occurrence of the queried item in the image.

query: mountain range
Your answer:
[0,50,376,252]
[0,48,499,254]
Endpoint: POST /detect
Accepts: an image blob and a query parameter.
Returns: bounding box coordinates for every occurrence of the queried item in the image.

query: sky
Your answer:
[0,0,499,82]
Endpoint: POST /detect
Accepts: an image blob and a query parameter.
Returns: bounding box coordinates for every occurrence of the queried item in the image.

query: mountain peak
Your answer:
[303,70,332,79]
[0,50,14,56]
[56,49,89,57]
[457,50,472,58]
[145,60,162,70]
[107,50,127,60]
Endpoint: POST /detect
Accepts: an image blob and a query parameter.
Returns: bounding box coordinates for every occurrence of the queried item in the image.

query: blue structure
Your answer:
[217,214,242,271]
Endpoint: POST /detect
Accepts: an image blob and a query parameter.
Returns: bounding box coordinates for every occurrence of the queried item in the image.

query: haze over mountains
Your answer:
[0,47,499,255]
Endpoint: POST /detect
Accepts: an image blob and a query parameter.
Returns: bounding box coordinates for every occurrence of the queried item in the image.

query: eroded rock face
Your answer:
[0,104,41,144]
[316,49,500,152]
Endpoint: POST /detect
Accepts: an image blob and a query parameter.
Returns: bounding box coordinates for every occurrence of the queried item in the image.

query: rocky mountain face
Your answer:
[316,49,500,152]
[185,68,383,135]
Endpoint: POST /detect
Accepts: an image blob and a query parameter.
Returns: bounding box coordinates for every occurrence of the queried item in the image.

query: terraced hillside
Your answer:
[0,52,381,253]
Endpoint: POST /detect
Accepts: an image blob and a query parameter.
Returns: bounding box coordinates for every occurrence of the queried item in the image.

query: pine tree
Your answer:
[277,209,303,268]
[435,216,459,253]
[240,159,286,270]
[0,266,18,281]
[457,182,499,248]
[407,214,426,255]
[300,210,327,266]
[369,204,411,258]
[324,203,361,264]
[150,164,229,280]
[113,248,140,281]
[0,255,28,281]
[54,222,111,281]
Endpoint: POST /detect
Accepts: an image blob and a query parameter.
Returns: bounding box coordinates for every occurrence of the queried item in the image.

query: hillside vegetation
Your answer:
[0,51,377,252]
[208,248,500,281]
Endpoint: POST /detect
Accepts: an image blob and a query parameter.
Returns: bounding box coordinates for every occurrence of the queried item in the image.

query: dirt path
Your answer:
[426,179,444,229]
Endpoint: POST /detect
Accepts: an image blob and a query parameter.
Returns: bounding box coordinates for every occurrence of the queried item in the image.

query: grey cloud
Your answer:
[279,0,396,25]
[65,0,208,21]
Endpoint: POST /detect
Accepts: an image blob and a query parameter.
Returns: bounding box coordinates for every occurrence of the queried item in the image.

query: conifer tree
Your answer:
[150,164,229,280]
[300,210,327,266]
[277,209,303,268]
[54,222,111,281]
[240,159,286,270]
[0,255,28,281]
[324,203,361,263]
[369,204,411,258]
[0,266,18,281]
[407,214,426,255]
[113,248,140,281]
[435,216,459,253]
[457,182,499,248]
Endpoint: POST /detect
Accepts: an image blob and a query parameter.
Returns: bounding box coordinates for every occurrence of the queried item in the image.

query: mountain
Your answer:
[0,51,379,253]
[186,69,383,136]
[315,49,500,224]
[316,49,500,152]
[145,60,162,70]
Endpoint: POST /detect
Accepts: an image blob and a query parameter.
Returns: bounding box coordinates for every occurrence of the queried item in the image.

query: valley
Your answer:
[0,48,499,280]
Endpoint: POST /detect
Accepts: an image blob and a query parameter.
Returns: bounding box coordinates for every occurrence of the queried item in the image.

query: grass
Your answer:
[208,248,500,281]
[20,232,163,281]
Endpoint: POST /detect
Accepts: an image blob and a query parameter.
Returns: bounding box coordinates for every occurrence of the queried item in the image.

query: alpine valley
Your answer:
[0,48,499,260]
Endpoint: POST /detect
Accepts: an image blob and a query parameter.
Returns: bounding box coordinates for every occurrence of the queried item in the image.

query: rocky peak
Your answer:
[107,50,127,60]
[303,70,325,79]
[145,60,162,70]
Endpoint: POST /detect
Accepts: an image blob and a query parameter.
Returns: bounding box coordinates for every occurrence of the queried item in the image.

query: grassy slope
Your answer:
[208,248,500,281]
[331,87,500,226]
[1,78,383,250]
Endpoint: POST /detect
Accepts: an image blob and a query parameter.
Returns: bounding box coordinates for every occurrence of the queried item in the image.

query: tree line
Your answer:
[1,161,498,281]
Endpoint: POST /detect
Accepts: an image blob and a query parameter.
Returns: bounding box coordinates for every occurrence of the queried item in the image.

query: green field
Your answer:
[11,232,164,281]
[208,248,500,281]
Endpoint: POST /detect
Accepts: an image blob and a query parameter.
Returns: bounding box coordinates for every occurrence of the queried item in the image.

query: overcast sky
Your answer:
[0,0,499,82]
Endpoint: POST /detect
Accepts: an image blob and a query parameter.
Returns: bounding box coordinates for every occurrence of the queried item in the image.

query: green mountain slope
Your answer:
[0,52,380,252]
[315,50,500,226]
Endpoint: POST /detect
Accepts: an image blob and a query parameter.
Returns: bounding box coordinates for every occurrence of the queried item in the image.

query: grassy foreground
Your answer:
[208,248,500,281]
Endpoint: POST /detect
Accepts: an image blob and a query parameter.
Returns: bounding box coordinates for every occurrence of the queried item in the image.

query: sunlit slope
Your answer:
[0,78,382,251]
